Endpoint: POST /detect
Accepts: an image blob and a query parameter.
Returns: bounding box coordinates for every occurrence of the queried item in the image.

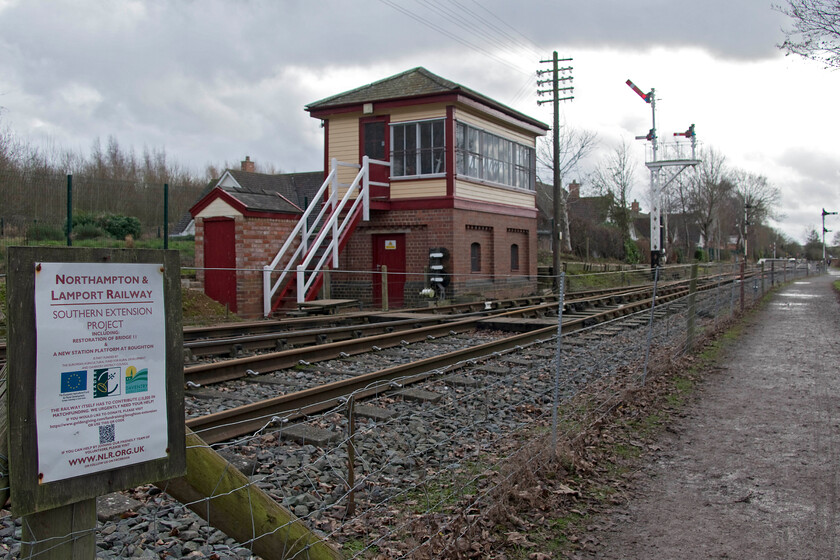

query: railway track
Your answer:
[185,276,727,443]
[0,269,750,369]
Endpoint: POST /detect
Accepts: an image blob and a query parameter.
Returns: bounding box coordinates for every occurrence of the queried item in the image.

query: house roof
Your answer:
[306,67,549,131]
[222,170,323,212]
[190,170,325,218]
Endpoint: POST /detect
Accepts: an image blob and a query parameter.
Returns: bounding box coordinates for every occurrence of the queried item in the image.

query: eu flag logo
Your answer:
[60,370,87,393]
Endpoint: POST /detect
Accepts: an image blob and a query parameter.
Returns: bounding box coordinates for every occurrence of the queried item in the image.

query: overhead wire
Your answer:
[376,0,530,75]
[379,0,567,110]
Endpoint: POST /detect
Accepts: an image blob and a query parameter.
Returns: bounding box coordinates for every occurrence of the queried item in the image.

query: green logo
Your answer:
[94,367,121,398]
[125,366,148,394]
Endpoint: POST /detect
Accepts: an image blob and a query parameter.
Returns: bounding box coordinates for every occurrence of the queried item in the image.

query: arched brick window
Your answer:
[471,242,481,272]
[510,243,519,271]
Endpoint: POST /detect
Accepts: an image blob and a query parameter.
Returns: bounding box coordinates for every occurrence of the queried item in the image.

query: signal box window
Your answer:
[391,119,445,178]
[455,121,535,191]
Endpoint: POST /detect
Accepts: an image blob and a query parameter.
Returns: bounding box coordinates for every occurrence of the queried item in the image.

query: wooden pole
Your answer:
[323,267,331,300]
[686,263,698,353]
[346,396,356,517]
[21,498,96,559]
[158,429,342,560]
[381,265,389,311]
[0,365,7,508]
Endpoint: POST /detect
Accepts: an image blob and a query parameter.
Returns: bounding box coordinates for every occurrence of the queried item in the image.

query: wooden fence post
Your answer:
[159,429,342,560]
[381,265,389,311]
[346,395,357,517]
[686,263,698,353]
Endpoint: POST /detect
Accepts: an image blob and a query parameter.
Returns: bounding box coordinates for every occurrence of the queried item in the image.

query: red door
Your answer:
[203,218,237,312]
[360,117,390,199]
[373,233,406,308]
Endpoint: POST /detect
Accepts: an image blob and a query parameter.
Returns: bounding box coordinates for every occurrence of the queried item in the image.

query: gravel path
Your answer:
[594,272,840,559]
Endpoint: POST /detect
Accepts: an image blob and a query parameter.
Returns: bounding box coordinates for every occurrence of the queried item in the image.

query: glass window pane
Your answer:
[433,147,445,173]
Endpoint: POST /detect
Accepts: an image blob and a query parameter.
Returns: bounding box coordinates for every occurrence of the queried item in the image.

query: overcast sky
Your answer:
[1,0,838,243]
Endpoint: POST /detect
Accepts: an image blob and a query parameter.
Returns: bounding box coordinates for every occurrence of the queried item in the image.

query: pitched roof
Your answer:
[306,67,549,131]
[223,170,323,211]
[190,170,325,218]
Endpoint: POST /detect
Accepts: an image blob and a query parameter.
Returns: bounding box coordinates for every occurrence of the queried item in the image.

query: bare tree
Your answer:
[775,0,840,67]
[536,123,598,253]
[730,169,782,257]
[668,170,699,258]
[588,139,636,242]
[690,147,733,258]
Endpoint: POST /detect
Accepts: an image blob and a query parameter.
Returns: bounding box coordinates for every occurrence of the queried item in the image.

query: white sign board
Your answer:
[385,239,397,250]
[34,262,168,483]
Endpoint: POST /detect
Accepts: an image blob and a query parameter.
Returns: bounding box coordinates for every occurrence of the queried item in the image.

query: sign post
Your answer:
[6,247,185,558]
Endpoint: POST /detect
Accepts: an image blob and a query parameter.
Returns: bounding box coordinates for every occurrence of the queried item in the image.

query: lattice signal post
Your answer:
[823,208,837,262]
[627,79,700,268]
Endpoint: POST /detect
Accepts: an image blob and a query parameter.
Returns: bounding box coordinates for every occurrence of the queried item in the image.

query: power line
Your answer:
[464,0,544,59]
[378,0,529,75]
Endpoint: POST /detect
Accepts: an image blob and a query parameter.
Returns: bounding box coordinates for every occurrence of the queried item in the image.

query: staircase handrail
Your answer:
[263,156,390,315]
[296,160,369,301]
[262,166,337,316]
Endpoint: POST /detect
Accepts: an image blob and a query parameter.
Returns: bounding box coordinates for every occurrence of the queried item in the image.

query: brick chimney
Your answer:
[631,199,640,213]
[241,156,255,173]
[568,181,580,200]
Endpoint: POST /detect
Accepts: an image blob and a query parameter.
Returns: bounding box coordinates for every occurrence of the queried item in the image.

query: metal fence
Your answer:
[0,262,816,558]
[0,169,204,250]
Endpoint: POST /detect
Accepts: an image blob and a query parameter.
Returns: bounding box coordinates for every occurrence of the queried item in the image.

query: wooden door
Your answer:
[203,218,237,312]
[372,233,406,308]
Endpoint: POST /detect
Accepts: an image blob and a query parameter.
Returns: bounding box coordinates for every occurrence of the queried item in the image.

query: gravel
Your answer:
[0,290,730,558]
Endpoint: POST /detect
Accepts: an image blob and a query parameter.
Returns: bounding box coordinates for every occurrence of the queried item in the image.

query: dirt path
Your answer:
[591,272,840,559]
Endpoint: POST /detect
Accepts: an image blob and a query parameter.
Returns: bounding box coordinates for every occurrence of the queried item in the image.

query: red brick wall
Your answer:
[197,206,537,313]
[335,207,537,306]
[195,215,299,318]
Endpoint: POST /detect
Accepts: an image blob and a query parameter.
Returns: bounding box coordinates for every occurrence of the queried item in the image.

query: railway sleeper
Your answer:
[443,374,482,388]
[276,423,340,447]
[396,387,443,404]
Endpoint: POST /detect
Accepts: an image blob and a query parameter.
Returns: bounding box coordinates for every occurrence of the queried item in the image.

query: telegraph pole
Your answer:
[744,202,752,261]
[537,52,574,292]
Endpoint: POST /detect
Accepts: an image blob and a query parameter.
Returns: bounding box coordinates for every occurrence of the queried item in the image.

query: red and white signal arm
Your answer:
[385,239,397,250]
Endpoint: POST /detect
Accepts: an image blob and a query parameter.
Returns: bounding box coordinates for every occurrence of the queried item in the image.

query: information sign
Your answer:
[34,262,168,482]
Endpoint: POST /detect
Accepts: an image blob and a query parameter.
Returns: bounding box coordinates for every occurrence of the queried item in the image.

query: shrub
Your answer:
[73,223,106,240]
[27,223,64,241]
[71,212,99,228]
[693,248,707,262]
[97,213,142,239]
[624,239,641,264]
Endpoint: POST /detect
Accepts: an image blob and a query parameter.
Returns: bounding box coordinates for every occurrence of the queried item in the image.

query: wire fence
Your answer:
[0,169,204,251]
[0,262,818,558]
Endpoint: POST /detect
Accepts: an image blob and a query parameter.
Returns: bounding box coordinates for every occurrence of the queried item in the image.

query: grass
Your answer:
[0,237,195,275]
[395,470,479,514]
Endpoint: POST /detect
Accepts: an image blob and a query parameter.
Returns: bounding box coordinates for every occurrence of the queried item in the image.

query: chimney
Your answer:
[241,156,255,173]
[631,199,640,213]
[568,181,580,200]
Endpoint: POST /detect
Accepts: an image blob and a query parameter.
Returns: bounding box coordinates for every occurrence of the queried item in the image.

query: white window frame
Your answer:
[455,121,535,191]
[390,118,446,179]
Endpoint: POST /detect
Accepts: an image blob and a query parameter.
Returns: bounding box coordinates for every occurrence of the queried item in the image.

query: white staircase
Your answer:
[262,156,389,316]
